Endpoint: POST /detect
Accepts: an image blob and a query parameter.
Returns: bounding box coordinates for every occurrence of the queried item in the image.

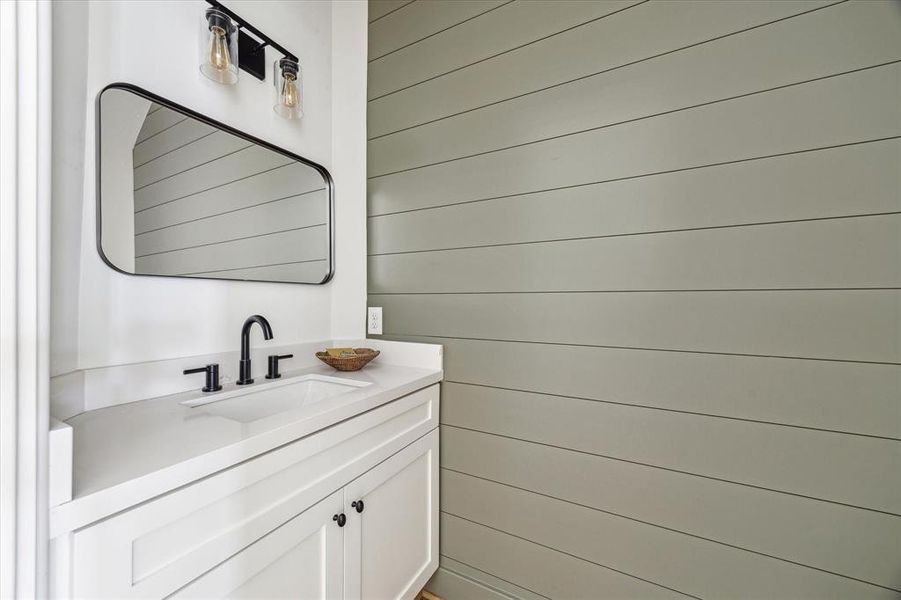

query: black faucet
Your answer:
[237,315,273,385]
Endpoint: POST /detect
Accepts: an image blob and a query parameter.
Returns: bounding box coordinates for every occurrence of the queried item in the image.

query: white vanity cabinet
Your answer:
[56,384,440,600]
[174,489,347,599]
[345,432,439,600]
[176,432,439,600]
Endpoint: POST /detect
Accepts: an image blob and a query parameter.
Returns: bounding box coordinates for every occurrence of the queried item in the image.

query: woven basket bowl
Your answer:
[316,348,380,372]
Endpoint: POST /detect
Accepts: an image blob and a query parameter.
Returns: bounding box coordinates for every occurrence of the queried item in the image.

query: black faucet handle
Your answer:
[183,364,222,393]
[265,354,294,379]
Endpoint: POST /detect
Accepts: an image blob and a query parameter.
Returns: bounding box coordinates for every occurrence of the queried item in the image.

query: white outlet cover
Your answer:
[367,307,383,335]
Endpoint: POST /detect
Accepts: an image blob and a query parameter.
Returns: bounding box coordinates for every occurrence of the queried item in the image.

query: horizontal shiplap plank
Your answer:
[429,559,548,600]
[368,0,637,99]
[443,472,899,599]
[135,190,327,255]
[373,290,901,364]
[135,106,185,143]
[369,61,900,215]
[369,214,901,292]
[369,0,901,175]
[188,259,329,283]
[371,1,901,596]
[369,0,507,61]
[135,163,325,234]
[392,336,901,439]
[133,117,215,167]
[134,146,294,212]
[367,0,834,137]
[441,514,686,599]
[369,139,901,255]
[369,0,414,23]
[443,427,901,591]
[135,225,327,276]
[442,384,901,527]
[134,131,251,189]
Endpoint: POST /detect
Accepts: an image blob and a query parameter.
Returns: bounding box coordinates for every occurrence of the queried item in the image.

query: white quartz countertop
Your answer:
[51,358,441,536]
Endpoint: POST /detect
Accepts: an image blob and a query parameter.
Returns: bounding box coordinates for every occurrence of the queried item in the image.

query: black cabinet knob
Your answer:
[333,513,346,527]
[183,364,222,392]
[352,500,364,513]
[265,354,294,379]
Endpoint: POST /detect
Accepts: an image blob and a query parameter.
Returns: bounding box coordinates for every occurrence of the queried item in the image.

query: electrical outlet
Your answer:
[367,307,383,335]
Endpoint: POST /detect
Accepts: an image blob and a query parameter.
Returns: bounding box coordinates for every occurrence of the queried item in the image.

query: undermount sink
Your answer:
[180,374,371,423]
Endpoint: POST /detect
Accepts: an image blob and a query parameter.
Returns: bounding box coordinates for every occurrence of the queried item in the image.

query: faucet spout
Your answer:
[237,314,273,385]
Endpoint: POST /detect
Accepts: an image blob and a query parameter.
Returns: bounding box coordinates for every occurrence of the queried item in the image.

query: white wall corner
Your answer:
[329,0,369,340]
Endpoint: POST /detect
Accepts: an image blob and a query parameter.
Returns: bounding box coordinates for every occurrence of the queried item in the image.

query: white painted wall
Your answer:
[50,0,88,376]
[330,1,369,340]
[51,0,368,375]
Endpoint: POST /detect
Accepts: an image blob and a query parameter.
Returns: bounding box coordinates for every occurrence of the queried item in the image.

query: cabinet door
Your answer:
[173,490,345,599]
[345,429,439,600]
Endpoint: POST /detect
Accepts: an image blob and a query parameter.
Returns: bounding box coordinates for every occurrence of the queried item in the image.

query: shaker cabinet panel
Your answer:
[345,430,440,600]
[173,490,345,600]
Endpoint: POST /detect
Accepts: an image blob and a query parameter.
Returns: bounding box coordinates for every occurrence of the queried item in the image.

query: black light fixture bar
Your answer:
[205,0,298,81]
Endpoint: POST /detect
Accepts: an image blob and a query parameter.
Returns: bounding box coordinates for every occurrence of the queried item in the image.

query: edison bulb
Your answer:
[207,26,231,72]
[274,59,303,119]
[200,9,238,85]
[281,75,299,108]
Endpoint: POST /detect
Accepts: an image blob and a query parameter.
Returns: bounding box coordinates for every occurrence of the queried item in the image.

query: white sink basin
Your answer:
[180,374,370,423]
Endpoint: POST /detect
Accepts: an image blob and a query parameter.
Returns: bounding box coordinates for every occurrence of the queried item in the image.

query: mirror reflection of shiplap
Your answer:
[98,87,331,284]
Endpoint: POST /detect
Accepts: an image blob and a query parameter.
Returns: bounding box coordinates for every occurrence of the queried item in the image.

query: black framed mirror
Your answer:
[97,83,333,284]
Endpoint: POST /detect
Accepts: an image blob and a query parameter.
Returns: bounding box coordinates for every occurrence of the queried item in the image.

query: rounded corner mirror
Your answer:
[97,84,333,285]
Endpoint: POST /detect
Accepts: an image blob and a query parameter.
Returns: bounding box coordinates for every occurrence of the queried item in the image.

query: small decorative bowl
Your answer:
[316,348,380,371]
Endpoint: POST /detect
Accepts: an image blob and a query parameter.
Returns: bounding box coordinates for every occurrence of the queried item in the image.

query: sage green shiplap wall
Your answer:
[366,1,901,598]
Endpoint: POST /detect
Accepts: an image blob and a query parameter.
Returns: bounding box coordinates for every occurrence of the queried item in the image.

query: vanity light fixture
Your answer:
[200,0,303,121]
[200,7,239,85]
[274,58,303,119]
